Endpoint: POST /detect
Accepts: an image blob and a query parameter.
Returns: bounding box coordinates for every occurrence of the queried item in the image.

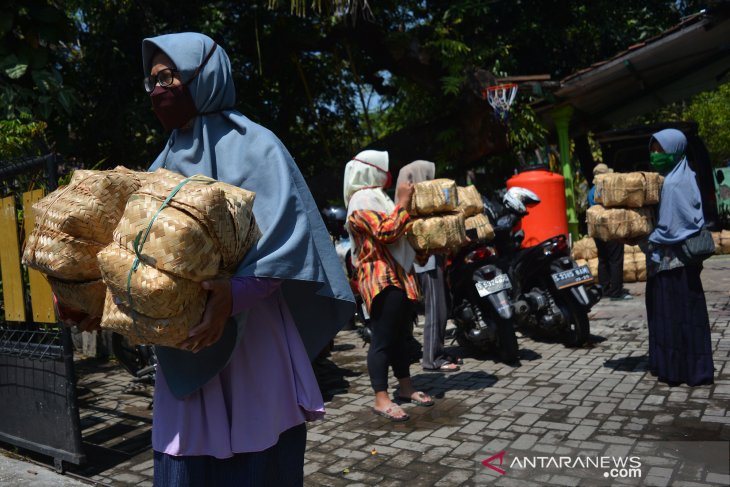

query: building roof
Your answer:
[534,4,730,133]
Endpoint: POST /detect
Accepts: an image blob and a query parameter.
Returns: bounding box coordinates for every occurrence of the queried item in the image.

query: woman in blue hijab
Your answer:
[141,33,353,485]
[643,128,713,386]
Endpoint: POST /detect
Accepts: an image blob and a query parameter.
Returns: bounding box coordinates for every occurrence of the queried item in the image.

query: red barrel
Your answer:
[506,169,568,248]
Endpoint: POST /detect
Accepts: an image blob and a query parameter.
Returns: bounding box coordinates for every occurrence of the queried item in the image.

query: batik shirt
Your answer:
[348,205,420,312]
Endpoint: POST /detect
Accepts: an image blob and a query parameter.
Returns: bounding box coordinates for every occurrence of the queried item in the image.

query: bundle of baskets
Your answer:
[405,179,493,252]
[572,237,647,283]
[23,167,259,348]
[587,171,663,242]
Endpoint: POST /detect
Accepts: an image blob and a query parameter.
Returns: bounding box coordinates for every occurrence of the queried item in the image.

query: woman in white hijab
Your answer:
[344,150,434,421]
[397,160,460,372]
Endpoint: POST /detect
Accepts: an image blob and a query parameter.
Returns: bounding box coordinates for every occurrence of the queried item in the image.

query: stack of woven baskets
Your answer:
[23,167,146,317]
[405,179,468,252]
[23,167,259,348]
[572,237,647,283]
[712,230,730,255]
[456,185,494,242]
[587,172,663,242]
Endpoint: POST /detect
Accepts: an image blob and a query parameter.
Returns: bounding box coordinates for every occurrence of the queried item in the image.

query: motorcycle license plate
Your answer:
[475,274,512,297]
[551,265,593,290]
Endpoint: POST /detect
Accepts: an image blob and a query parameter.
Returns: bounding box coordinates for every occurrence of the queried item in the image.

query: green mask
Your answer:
[649,152,682,173]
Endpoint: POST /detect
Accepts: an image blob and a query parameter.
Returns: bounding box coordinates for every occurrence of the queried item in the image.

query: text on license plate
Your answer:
[551,265,593,289]
[475,274,512,297]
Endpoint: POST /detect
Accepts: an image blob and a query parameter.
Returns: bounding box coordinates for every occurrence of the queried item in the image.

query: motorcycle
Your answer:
[445,230,520,364]
[487,188,602,347]
[111,333,157,385]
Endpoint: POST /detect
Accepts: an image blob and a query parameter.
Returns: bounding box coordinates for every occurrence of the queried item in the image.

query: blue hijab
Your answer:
[142,33,354,398]
[648,128,704,245]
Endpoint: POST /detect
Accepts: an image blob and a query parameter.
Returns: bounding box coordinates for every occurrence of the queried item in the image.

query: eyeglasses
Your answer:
[144,68,179,93]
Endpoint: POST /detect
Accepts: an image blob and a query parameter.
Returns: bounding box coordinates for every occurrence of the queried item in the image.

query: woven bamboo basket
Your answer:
[572,237,598,260]
[407,178,459,216]
[594,172,664,208]
[639,172,663,205]
[101,289,207,347]
[456,186,484,218]
[114,168,258,275]
[24,229,104,280]
[113,192,224,280]
[97,243,202,319]
[718,230,730,255]
[407,213,468,251]
[48,277,106,317]
[622,256,637,283]
[635,255,647,281]
[586,205,655,241]
[464,213,495,242]
[22,167,146,280]
[587,257,599,280]
[99,168,259,346]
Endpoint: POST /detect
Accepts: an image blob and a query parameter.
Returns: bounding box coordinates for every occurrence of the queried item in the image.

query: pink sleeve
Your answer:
[229,277,283,316]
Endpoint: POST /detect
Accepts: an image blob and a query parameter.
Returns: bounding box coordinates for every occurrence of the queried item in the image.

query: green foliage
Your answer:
[684,82,730,165]
[507,103,548,155]
[1,0,706,206]
[0,1,77,123]
[0,114,47,159]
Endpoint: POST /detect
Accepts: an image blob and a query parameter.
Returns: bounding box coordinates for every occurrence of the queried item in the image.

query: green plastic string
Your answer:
[125,177,193,338]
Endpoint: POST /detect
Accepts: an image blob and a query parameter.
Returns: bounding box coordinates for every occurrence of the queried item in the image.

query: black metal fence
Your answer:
[0,153,85,471]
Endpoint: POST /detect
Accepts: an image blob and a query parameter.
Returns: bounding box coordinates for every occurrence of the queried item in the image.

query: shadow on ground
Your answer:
[603,354,650,372]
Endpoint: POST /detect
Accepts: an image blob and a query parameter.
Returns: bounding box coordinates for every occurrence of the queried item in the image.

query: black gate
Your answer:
[0,154,85,470]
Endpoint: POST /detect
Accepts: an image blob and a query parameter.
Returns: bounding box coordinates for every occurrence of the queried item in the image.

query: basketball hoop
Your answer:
[484,83,518,122]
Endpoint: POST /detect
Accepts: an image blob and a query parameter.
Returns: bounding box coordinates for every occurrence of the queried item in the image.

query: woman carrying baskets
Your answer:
[136,33,353,485]
[344,150,434,422]
[396,160,460,372]
[643,128,714,386]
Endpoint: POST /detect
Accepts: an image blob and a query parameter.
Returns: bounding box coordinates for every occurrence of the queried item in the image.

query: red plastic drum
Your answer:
[506,169,568,248]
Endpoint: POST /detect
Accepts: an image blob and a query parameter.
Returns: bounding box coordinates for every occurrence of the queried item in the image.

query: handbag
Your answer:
[680,227,715,263]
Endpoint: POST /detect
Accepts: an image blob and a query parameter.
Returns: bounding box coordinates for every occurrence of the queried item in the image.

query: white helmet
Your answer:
[503,187,541,215]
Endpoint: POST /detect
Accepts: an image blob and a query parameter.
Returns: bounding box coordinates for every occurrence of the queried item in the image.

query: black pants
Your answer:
[595,238,624,298]
[368,286,413,392]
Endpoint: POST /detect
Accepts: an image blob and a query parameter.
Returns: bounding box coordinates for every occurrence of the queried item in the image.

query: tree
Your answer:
[0,1,77,133]
[684,82,730,165]
[13,0,705,205]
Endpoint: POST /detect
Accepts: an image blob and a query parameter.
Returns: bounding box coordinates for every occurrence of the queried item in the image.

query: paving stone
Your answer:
[35,257,730,487]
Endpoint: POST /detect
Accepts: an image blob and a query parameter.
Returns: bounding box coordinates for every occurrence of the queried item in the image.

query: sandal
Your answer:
[423,362,460,372]
[397,391,434,407]
[446,354,464,365]
[372,405,410,422]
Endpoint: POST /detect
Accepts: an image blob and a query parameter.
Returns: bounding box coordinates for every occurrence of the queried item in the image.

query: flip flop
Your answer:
[372,405,410,422]
[397,391,434,407]
[422,363,460,372]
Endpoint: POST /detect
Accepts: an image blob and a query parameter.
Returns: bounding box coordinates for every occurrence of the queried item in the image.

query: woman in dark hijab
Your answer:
[643,128,714,386]
[141,32,353,485]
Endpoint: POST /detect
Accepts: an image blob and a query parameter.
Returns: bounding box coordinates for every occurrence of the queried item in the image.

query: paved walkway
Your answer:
[2,256,728,486]
[304,255,730,486]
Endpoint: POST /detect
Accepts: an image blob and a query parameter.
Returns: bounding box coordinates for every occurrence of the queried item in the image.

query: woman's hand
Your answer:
[54,297,102,332]
[396,181,414,209]
[179,279,232,353]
